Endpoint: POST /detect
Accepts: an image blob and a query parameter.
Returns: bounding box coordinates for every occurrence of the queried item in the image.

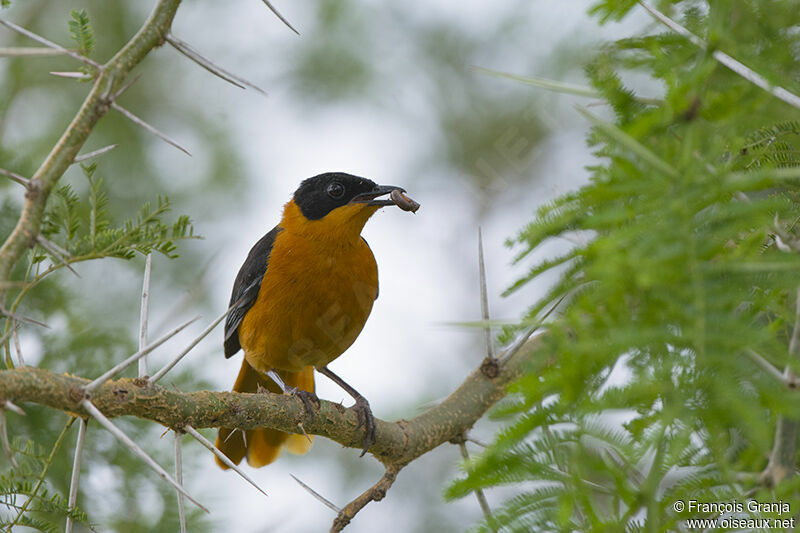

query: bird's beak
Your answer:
[349,184,407,207]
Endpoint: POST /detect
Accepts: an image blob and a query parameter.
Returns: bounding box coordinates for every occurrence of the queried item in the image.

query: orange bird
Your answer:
[215,172,418,468]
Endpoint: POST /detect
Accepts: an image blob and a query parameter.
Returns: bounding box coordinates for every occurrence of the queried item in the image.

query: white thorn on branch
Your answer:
[638,1,800,110]
[73,144,118,164]
[290,474,341,513]
[1,400,25,416]
[84,315,199,393]
[49,71,92,80]
[500,294,565,364]
[166,34,267,95]
[183,425,269,498]
[0,18,101,68]
[110,102,192,156]
[0,408,18,469]
[138,253,152,378]
[261,0,300,35]
[0,46,68,57]
[65,417,87,533]
[151,304,236,383]
[477,227,495,360]
[0,167,31,187]
[457,440,496,531]
[12,324,24,367]
[80,399,208,512]
[35,235,80,278]
[744,348,787,386]
[174,431,187,533]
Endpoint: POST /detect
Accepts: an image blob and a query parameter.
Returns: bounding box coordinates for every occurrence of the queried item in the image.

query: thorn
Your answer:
[65,418,88,533]
[166,34,267,96]
[84,315,199,393]
[0,18,101,69]
[465,433,488,448]
[0,305,49,329]
[73,144,118,163]
[477,227,495,360]
[0,167,31,187]
[35,235,80,278]
[638,1,800,110]
[81,400,208,512]
[49,71,92,80]
[2,400,25,416]
[12,324,24,367]
[457,440,496,530]
[138,253,152,379]
[500,293,566,364]
[174,431,187,533]
[114,72,142,100]
[183,425,268,498]
[290,474,341,513]
[151,303,238,383]
[110,102,192,156]
[0,409,19,469]
[261,0,301,35]
[0,46,69,57]
[297,422,312,444]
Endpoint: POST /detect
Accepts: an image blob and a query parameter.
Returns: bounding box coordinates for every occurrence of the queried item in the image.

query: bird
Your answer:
[215,172,418,468]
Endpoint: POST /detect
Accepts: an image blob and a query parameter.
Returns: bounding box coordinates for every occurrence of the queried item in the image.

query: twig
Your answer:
[174,431,187,533]
[291,474,341,513]
[35,235,80,278]
[261,0,300,35]
[110,102,192,156]
[465,433,488,448]
[65,418,87,533]
[81,399,208,512]
[84,315,199,392]
[183,425,268,497]
[638,1,800,110]
[0,46,68,57]
[332,465,400,532]
[0,167,31,187]
[457,440,496,531]
[73,144,118,163]
[150,304,236,383]
[139,253,152,378]
[166,33,267,95]
[0,18,101,69]
[0,408,18,469]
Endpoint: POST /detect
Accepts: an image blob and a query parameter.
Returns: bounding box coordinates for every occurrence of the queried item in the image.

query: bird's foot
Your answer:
[352,396,376,457]
[288,387,320,421]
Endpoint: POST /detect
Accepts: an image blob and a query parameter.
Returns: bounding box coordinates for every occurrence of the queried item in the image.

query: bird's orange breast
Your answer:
[238,227,379,374]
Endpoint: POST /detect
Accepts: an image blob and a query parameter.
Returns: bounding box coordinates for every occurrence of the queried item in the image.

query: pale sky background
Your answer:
[2,1,653,531]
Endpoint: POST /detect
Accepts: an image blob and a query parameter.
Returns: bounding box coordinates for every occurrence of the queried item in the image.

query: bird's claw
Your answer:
[352,397,376,457]
[289,387,320,421]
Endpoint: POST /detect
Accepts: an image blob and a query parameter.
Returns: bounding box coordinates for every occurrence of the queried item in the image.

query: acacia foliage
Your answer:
[447,1,800,531]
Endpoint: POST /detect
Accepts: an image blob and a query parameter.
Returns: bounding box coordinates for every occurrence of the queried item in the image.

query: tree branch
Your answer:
[0,337,547,468]
[0,0,183,284]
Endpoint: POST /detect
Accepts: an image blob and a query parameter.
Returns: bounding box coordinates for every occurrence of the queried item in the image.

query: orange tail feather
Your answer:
[215,360,314,469]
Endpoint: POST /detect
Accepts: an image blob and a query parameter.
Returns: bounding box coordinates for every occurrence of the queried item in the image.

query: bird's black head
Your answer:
[293,172,402,220]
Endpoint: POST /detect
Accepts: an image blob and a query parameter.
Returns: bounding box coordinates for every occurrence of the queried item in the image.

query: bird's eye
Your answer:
[327,182,345,199]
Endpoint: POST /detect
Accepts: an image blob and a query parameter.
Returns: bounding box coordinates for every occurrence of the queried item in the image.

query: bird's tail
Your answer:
[215,360,314,468]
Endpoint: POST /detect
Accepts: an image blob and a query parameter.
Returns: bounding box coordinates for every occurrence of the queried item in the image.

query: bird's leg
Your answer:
[265,369,320,420]
[317,366,376,457]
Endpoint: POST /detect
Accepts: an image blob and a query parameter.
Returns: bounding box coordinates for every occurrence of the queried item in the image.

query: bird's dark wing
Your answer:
[224,226,282,358]
[361,236,379,300]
